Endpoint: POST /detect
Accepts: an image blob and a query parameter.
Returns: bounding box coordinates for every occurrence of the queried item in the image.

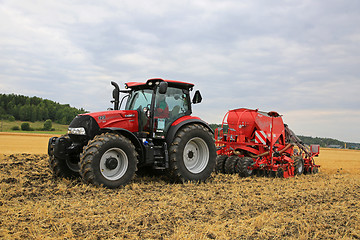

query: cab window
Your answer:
[126,89,153,111]
[165,87,189,119]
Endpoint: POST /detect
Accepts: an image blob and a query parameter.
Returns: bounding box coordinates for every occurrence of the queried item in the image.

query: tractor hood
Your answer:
[86,110,138,132]
[68,110,139,140]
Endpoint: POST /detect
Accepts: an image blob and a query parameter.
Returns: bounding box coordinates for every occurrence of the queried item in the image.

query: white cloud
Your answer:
[0,0,359,142]
[283,109,360,143]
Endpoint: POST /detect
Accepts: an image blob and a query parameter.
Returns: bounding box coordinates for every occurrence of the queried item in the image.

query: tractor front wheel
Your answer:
[80,133,137,188]
[169,124,216,182]
[48,155,80,179]
[48,135,80,179]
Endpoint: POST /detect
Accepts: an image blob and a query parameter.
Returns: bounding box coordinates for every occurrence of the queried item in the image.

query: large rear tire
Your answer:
[80,133,137,188]
[169,124,216,182]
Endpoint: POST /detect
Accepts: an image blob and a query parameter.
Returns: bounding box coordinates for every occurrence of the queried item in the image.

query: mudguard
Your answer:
[165,116,214,145]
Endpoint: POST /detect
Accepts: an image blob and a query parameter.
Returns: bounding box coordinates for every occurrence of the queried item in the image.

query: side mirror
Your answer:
[158,81,168,94]
[111,81,120,110]
[192,90,202,104]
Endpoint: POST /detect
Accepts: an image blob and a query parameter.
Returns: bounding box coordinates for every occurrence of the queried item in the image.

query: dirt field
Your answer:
[0,133,359,239]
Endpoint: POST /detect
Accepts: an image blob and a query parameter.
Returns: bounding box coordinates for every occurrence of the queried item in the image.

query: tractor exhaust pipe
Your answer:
[111,81,120,110]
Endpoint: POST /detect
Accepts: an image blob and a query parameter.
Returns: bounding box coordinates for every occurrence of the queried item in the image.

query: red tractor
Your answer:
[48,78,216,188]
[215,108,320,178]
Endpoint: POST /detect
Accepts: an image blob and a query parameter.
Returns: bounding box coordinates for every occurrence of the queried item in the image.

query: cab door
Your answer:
[126,89,153,133]
[153,87,190,138]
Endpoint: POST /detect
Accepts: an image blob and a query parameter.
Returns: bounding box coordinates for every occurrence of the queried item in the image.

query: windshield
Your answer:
[125,89,153,111]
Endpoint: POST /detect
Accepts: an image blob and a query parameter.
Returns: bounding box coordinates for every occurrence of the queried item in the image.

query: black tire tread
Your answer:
[48,135,79,179]
[224,155,239,174]
[311,166,319,174]
[48,155,78,178]
[292,155,304,175]
[215,155,228,173]
[79,133,138,188]
[169,124,216,183]
[236,156,254,177]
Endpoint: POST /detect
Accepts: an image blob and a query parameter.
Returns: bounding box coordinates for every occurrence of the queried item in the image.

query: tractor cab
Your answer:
[115,78,201,138]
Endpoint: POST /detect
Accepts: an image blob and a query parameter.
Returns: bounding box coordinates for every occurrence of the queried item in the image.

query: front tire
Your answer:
[169,124,216,182]
[49,155,80,179]
[80,133,137,188]
[48,135,80,179]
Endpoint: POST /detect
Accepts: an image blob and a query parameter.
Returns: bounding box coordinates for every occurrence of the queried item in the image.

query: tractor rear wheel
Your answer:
[224,155,239,174]
[169,124,216,182]
[80,133,137,188]
[215,155,228,173]
[236,157,254,177]
[292,155,304,175]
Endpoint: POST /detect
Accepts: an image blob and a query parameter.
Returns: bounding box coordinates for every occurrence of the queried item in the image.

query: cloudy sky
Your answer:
[1,0,360,142]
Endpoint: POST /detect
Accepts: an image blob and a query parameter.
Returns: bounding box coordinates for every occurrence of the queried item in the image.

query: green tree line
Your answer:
[0,93,87,125]
[297,136,359,149]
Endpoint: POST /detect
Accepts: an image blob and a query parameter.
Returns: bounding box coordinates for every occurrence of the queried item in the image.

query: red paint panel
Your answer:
[171,115,201,126]
[85,110,139,133]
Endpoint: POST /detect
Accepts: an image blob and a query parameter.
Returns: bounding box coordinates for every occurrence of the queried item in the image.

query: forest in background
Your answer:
[0,94,358,148]
[0,93,87,125]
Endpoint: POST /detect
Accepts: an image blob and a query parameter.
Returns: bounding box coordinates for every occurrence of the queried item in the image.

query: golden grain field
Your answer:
[0,133,359,239]
[0,132,60,155]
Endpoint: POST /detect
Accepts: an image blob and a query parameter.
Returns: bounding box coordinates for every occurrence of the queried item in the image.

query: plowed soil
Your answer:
[0,133,359,239]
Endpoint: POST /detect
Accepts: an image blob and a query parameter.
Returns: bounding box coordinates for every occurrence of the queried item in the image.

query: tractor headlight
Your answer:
[68,127,86,135]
